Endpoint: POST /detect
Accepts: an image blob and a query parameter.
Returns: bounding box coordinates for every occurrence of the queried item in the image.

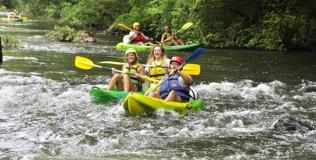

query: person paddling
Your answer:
[145,45,170,88]
[107,48,145,92]
[127,22,153,45]
[146,56,193,102]
[7,9,21,19]
[160,25,184,46]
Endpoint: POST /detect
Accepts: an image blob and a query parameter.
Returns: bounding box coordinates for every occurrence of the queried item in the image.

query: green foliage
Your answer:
[0,34,19,48]
[45,25,77,42]
[115,0,201,42]
[59,0,128,29]
[0,0,13,9]
[0,5,7,11]
[4,0,316,51]
[245,12,316,50]
[45,25,95,42]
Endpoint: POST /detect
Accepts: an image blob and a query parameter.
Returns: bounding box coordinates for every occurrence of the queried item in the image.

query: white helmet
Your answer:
[125,48,138,58]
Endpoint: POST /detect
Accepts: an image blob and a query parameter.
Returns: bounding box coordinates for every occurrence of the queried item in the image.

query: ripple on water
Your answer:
[1,68,316,159]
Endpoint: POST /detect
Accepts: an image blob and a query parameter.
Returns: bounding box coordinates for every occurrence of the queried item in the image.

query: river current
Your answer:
[0,15,316,159]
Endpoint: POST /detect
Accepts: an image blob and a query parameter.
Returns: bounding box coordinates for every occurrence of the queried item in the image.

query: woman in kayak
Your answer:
[146,56,193,102]
[107,48,145,92]
[145,45,170,84]
[127,22,153,45]
[160,25,184,46]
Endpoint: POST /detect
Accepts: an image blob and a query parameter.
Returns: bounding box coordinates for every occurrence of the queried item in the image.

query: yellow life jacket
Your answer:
[162,32,174,45]
[149,60,167,81]
[122,63,142,85]
[163,32,173,42]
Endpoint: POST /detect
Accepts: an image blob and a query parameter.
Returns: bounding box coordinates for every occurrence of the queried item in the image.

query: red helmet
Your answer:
[170,56,184,65]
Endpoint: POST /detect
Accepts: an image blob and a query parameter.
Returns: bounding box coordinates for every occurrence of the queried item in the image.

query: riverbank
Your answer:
[0,15,316,159]
[3,0,316,51]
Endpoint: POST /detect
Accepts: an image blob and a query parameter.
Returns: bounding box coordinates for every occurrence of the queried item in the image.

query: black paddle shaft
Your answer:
[0,36,2,65]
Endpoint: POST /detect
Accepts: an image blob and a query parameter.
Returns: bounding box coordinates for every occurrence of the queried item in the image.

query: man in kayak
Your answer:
[160,25,184,46]
[146,56,193,102]
[126,22,153,45]
[107,48,145,92]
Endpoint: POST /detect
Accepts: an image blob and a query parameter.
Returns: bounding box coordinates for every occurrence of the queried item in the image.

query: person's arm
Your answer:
[178,71,193,85]
[144,63,150,75]
[128,31,135,39]
[121,64,127,74]
[142,33,152,41]
[173,32,179,40]
[134,65,145,83]
[160,33,166,43]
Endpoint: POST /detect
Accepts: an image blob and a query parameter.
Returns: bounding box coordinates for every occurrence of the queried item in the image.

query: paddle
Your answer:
[21,16,28,21]
[98,61,200,75]
[161,22,193,44]
[151,47,205,92]
[175,22,193,34]
[75,56,159,82]
[0,36,2,65]
[117,23,133,31]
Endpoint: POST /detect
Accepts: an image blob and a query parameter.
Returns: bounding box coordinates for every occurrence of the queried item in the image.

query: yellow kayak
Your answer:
[123,93,205,116]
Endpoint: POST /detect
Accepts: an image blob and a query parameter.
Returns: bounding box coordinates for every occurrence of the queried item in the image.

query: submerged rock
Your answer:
[270,116,314,133]
[304,85,316,93]
[79,31,96,43]
[46,26,96,43]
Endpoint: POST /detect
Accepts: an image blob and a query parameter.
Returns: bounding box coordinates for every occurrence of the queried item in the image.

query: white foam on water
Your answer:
[19,38,114,54]
[1,68,315,158]
[195,80,285,101]
[3,56,38,62]
[0,26,48,33]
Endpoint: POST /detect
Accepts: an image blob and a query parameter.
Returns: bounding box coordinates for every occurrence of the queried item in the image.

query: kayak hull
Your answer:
[123,93,205,116]
[115,42,200,52]
[89,87,143,103]
[7,18,23,22]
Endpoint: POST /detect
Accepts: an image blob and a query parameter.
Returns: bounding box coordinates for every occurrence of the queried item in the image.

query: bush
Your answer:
[45,25,77,42]
[0,34,19,48]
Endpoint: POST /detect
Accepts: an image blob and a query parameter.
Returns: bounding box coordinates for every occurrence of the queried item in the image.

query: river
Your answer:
[1,16,316,159]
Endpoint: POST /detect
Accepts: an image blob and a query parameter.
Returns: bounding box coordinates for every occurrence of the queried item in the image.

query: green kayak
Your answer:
[115,42,200,52]
[89,86,144,103]
[123,93,205,116]
[5,18,23,22]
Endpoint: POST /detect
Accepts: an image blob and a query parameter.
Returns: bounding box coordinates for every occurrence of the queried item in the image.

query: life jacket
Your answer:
[163,32,173,41]
[122,63,142,90]
[160,74,191,102]
[149,60,167,81]
[131,31,144,44]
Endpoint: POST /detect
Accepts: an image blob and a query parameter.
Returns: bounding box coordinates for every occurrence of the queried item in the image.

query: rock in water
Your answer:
[270,116,314,133]
[304,85,316,93]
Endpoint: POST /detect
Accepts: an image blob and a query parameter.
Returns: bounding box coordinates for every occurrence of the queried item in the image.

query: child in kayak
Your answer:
[107,48,145,92]
[125,22,153,45]
[145,45,170,86]
[160,25,184,46]
[146,56,193,102]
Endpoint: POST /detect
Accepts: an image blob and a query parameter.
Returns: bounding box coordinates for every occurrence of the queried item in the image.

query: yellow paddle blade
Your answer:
[182,63,200,75]
[117,23,133,31]
[176,22,193,34]
[99,61,125,65]
[181,22,193,30]
[75,56,96,70]
[98,59,201,76]
[21,16,28,21]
